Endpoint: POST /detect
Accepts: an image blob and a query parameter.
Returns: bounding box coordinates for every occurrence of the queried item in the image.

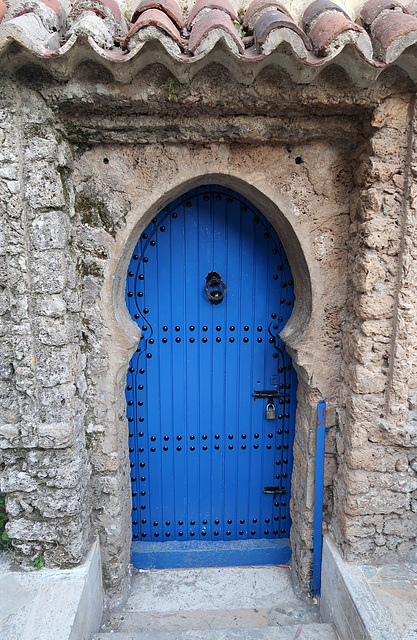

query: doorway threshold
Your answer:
[131,538,291,569]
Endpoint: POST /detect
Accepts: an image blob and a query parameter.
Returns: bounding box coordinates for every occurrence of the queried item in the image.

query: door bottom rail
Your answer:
[131,538,291,569]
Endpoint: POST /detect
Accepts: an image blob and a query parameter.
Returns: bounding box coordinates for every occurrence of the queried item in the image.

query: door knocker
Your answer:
[205,271,227,305]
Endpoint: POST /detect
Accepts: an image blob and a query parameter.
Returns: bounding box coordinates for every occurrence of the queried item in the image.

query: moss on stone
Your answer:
[75,191,115,237]
[23,123,51,139]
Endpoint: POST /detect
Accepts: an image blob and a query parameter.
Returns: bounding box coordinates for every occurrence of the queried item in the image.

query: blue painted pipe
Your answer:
[311,399,327,595]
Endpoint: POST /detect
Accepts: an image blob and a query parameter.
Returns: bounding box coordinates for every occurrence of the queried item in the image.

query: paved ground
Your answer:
[100,565,322,634]
[360,561,417,639]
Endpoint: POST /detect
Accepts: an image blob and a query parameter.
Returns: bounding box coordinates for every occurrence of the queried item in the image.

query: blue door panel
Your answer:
[126,185,297,566]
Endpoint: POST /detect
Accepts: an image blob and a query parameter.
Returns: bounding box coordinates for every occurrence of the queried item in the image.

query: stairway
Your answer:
[92,566,338,640]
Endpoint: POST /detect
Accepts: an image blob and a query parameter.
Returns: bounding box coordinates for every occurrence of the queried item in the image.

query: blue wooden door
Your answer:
[126,185,297,568]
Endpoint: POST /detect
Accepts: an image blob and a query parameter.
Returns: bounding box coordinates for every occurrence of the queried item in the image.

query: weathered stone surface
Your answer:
[0,63,415,605]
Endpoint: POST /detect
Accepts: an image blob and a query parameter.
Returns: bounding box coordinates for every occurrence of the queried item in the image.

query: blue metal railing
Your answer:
[311,399,327,595]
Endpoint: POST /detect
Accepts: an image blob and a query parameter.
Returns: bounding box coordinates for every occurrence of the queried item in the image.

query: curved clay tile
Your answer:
[5,0,66,31]
[302,0,350,33]
[360,0,406,27]
[308,11,372,58]
[123,8,183,50]
[0,1,7,24]
[254,10,312,50]
[243,0,292,30]
[188,8,244,55]
[70,0,122,23]
[37,0,63,13]
[67,11,115,48]
[0,12,60,56]
[186,0,238,29]
[132,0,184,29]
[371,11,417,61]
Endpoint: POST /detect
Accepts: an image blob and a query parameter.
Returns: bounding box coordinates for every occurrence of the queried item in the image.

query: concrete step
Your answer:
[105,603,320,633]
[94,567,337,640]
[92,623,339,639]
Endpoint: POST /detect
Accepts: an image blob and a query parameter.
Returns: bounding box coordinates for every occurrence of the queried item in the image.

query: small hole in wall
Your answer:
[295,157,303,164]
[103,158,109,164]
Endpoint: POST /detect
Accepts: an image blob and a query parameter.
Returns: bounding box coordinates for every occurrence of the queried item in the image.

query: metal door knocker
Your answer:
[205,271,227,305]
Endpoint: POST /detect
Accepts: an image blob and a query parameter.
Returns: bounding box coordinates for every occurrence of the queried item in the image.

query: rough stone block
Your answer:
[30,210,70,251]
[354,293,394,320]
[31,250,67,294]
[35,345,81,387]
[343,362,386,394]
[24,165,65,210]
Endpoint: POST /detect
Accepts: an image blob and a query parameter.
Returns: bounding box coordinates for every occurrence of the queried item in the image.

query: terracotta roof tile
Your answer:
[71,0,122,23]
[6,0,66,32]
[37,0,63,14]
[302,0,350,33]
[187,0,238,29]
[2,0,417,83]
[254,10,312,50]
[371,11,417,61]
[188,8,244,54]
[123,8,183,50]
[360,0,406,27]
[243,0,291,30]
[0,1,6,24]
[132,0,184,29]
[309,11,369,56]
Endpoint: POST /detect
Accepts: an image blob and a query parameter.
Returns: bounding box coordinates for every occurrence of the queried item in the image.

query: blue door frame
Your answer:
[125,185,297,568]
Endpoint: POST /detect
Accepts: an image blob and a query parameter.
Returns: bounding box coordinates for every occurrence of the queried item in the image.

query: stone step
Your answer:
[92,622,339,639]
[105,603,320,633]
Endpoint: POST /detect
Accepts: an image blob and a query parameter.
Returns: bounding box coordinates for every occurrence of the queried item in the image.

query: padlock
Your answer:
[266,400,276,420]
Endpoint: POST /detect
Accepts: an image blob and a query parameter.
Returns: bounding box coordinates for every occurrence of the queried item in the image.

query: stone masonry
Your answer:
[0,0,417,605]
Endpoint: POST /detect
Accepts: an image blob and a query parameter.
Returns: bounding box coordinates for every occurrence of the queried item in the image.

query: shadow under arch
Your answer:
[113,173,313,374]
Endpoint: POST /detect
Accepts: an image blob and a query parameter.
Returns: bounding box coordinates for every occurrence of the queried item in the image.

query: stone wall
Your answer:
[0,62,416,599]
[333,92,417,562]
[0,77,91,566]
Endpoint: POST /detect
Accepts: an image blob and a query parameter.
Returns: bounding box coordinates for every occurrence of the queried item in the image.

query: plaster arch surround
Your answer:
[73,139,353,594]
[112,170,322,394]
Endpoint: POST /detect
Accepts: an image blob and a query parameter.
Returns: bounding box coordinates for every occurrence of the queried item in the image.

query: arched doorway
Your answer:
[125,184,297,568]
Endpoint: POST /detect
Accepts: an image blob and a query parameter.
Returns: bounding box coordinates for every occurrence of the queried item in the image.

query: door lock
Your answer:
[266,401,276,420]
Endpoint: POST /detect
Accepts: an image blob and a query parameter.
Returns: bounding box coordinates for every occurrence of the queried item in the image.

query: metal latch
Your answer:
[252,390,289,399]
[263,486,287,498]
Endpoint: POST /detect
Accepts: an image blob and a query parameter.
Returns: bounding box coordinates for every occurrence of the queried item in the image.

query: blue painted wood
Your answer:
[312,400,327,595]
[132,539,291,569]
[125,185,297,567]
